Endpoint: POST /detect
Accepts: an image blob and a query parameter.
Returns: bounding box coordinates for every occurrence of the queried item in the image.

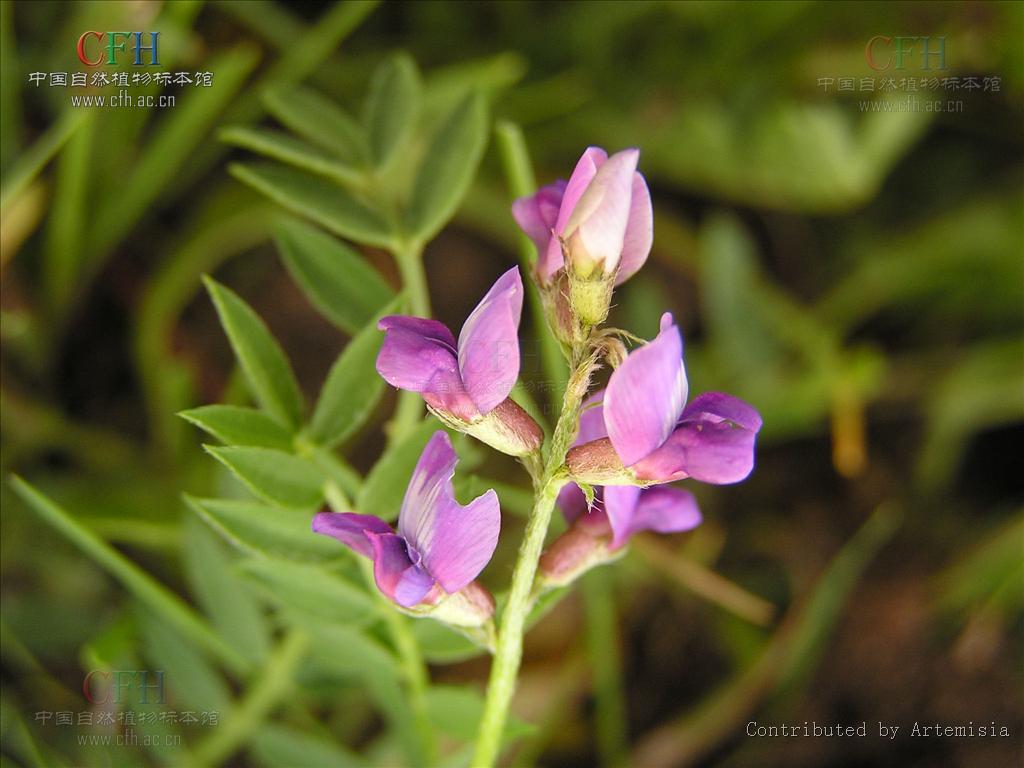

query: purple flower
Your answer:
[512,147,652,285]
[376,267,542,456]
[556,483,702,551]
[567,313,762,486]
[540,479,701,588]
[312,431,500,609]
[537,391,703,587]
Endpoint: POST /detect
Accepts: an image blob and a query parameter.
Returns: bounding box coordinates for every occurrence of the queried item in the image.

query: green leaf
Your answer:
[139,608,233,713]
[274,217,395,333]
[231,162,393,248]
[358,419,440,521]
[205,445,324,509]
[220,125,364,187]
[456,474,532,517]
[90,44,260,258]
[263,85,370,166]
[937,513,1024,618]
[0,110,87,213]
[203,276,305,429]
[411,619,487,664]
[7,476,249,676]
[363,53,421,169]
[426,686,534,744]
[308,296,403,447]
[304,620,399,678]
[250,724,368,768]
[45,112,96,308]
[182,515,271,665]
[298,619,415,758]
[189,631,310,768]
[916,338,1024,492]
[405,92,489,242]
[238,559,377,626]
[186,495,340,563]
[309,447,364,502]
[178,405,294,449]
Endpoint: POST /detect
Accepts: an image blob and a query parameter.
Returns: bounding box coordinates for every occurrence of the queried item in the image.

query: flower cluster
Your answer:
[312,146,761,628]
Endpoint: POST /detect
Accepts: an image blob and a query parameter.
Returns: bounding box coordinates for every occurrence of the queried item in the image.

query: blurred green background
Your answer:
[1,1,1022,766]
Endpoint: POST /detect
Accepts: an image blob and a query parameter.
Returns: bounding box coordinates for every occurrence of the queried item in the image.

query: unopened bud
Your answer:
[561,149,638,280]
[567,268,615,327]
[538,269,576,349]
[538,515,625,589]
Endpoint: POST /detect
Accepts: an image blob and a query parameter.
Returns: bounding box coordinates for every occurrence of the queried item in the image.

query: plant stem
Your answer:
[472,353,597,767]
[473,474,564,766]
[355,553,436,768]
[382,593,438,768]
[390,239,430,442]
[190,629,309,767]
[394,238,431,317]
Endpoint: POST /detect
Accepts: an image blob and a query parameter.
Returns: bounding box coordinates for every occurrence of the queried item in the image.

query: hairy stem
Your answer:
[472,353,597,766]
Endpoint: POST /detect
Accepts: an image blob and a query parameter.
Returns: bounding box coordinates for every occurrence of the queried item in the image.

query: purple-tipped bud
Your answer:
[566,437,635,485]
[512,146,653,288]
[563,149,639,279]
[539,482,702,588]
[538,519,618,589]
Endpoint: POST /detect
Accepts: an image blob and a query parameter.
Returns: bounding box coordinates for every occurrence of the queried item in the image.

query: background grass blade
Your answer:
[8,476,249,676]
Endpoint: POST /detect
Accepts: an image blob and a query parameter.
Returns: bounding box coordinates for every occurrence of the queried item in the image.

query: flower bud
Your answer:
[538,270,576,349]
[538,514,625,589]
[562,149,639,279]
[567,268,615,327]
